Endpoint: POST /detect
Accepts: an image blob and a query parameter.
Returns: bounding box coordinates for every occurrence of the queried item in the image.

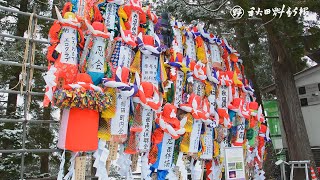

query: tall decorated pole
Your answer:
[44,6,84,107]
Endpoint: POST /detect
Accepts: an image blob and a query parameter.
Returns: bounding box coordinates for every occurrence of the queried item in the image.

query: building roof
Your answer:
[261,64,320,94]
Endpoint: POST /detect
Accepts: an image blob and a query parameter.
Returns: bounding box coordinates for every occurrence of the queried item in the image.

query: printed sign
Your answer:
[141,54,159,85]
[189,120,202,153]
[111,93,130,135]
[60,27,78,65]
[87,37,106,73]
[138,108,154,151]
[158,133,175,170]
[225,147,246,180]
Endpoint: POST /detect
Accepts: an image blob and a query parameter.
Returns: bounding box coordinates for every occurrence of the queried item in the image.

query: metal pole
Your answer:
[0,5,55,22]
[281,163,286,180]
[0,149,62,154]
[0,33,50,44]
[305,163,309,180]
[0,118,59,123]
[290,164,294,180]
[0,89,44,96]
[0,60,48,70]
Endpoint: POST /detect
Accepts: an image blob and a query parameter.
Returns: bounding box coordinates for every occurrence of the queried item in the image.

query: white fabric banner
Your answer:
[173,70,184,107]
[59,27,78,65]
[104,3,117,30]
[200,126,213,159]
[158,133,175,170]
[173,28,183,53]
[234,117,245,146]
[141,54,159,85]
[193,80,205,97]
[87,37,106,73]
[118,45,132,68]
[189,119,202,153]
[111,93,130,135]
[218,85,228,109]
[186,36,196,61]
[138,108,154,152]
[209,43,221,64]
[130,11,139,36]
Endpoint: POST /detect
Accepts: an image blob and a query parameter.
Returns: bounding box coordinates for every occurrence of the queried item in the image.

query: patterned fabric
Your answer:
[110,41,122,68]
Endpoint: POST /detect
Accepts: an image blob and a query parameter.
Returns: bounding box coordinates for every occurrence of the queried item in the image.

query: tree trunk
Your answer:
[40,106,51,174]
[40,154,49,174]
[265,23,319,179]
[6,0,29,117]
[234,23,280,179]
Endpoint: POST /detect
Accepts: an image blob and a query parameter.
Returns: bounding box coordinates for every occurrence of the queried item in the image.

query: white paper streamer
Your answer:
[57,150,66,180]
[63,152,78,180]
[141,153,152,180]
[176,152,188,180]
[59,27,78,65]
[116,145,132,178]
[190,159,202,180]
[93,139,109,180]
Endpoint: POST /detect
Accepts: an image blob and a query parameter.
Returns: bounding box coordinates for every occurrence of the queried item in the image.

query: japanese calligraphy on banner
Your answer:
[87,37,106,73]
[189,120,202,153]
[234,117,245,146]
[141,54,159,85]
[193,80,205,97]
[138,108,154,152]
[130,11,139,36]
[173,70,184,107]
[118,45,132,68]
[186,36,196,61]
[219,85,228,109]
[104,3,117,30]
[173,28,183,53]
[209,43,221,64]
[59,27,78,65]
[158,133,175,170]
[75,156,86,180]
[200,126,213,159]
[225,147,246,180]
[208,86,216,114]
[108,141,119,160]
[111,93,130,135]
